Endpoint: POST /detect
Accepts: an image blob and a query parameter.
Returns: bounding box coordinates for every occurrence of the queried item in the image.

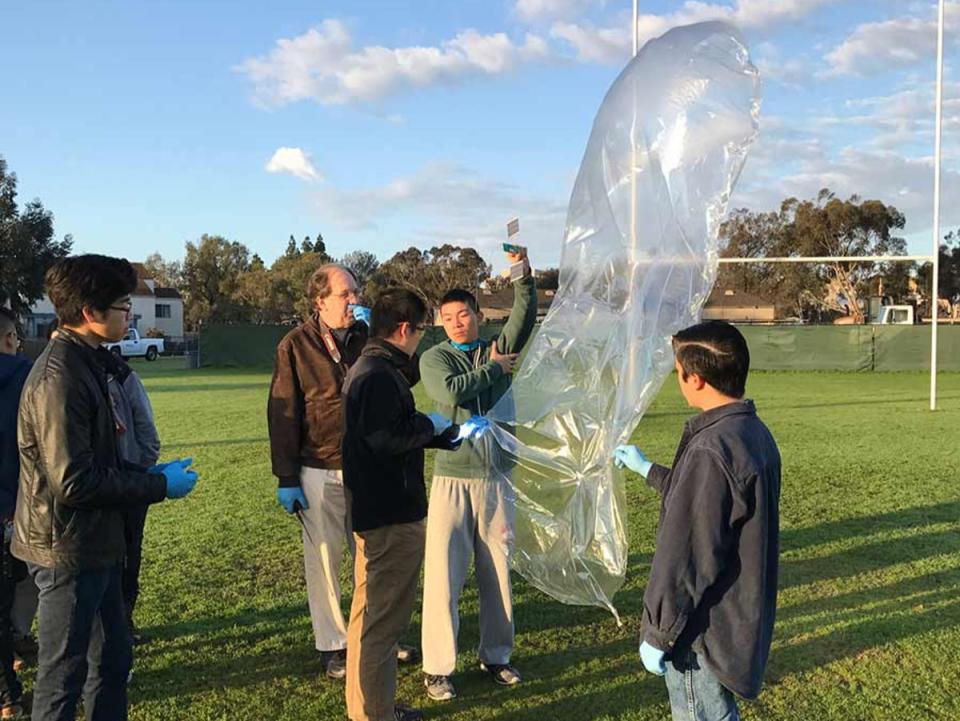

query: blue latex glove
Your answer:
[349,305,372,326]
[613,445,652,478]
[640,641,666,676]
[149,457,192,475]
[162,460,199,499]
[426,412,452,436]
[277,487,309,514]
[456,416,490,442]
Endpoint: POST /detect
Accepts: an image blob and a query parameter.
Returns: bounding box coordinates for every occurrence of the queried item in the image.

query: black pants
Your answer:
[30,564,131,721]
[121,505,149,622]
[0,528,22,707]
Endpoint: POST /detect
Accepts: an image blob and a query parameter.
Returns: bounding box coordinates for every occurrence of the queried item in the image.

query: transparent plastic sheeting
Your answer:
[484,22,761,621]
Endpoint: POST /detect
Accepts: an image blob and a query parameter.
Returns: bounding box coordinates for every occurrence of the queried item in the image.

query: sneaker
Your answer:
[480,662,522,686]
[397,643,420,665]
[320,649,347,680]
[424,674,456,701]
[393,706,423,721]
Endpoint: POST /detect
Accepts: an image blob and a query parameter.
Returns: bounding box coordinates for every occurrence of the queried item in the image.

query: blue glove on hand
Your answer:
[613,445,652,478]
[162,459,199,499]
[640,641,666,676]
[277,487,309,514]
[456,415,490,442]
[349,305,372,326]
[149,457,192,475]
[426,412,453,436]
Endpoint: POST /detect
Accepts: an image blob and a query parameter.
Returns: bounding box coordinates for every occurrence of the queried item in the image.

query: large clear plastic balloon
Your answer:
[485,21,761,620]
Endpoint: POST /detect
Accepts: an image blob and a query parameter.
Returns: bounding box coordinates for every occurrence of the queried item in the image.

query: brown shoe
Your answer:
[397,643,420,665]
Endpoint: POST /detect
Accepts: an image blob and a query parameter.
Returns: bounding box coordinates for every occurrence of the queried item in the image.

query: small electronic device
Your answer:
[504,217,527,280]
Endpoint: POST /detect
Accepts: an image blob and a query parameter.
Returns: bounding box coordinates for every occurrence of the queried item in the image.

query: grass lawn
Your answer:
[51,359,960,720]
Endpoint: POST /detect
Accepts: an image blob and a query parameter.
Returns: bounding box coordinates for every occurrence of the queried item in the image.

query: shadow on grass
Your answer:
[131,500,960,714]
[145,381,269,394]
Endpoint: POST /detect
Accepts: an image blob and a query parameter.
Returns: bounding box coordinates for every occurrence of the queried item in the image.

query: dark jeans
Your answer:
[121,505,149,622]
[0,526,22,707]
[664,652,740,721]
[30,564,132,721]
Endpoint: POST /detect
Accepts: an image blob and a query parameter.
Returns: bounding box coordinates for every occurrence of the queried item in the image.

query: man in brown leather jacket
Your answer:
[268,264,418,680]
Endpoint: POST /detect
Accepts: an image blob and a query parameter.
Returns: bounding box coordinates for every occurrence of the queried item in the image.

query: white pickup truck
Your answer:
[103,328,164,361]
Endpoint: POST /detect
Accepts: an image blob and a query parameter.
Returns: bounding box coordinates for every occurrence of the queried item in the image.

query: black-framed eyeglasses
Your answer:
[109,303,133,314]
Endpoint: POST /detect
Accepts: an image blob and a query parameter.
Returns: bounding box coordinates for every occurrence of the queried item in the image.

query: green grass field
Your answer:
[54,360,960,720]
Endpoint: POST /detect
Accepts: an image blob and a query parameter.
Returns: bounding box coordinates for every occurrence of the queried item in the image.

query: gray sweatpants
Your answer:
[300,467,354,652]
[421,476,514,676]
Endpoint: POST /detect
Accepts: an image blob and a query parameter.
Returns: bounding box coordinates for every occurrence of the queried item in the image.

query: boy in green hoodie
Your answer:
[418,251,538,701]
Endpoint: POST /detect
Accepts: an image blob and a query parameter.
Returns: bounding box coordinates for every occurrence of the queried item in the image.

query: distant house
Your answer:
[22,262,184,340]
[702,288,775,323]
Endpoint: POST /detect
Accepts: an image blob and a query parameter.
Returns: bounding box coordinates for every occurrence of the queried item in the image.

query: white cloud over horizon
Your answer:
[311,161,569,264]
[237,19,551,107]
[265,147,321,181]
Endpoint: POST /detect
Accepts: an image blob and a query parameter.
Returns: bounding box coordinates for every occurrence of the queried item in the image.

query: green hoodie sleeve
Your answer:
[496,275,538,354]
[420,346,504,407]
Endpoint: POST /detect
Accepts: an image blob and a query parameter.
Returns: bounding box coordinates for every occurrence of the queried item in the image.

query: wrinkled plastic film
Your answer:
[485,22,761,619]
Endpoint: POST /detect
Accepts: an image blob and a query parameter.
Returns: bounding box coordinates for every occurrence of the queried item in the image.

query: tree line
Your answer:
[718,189,959,321]
[2,154,958,328]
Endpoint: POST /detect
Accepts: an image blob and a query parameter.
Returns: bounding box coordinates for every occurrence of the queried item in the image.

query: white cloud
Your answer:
[551,0,840,65]
[824,3,960,76]
[825,16,934,76]
[265,147,321,182]
[312,162,568,264]
[732,138,960,241]
[237,19,550,107]
[514,0,601,23]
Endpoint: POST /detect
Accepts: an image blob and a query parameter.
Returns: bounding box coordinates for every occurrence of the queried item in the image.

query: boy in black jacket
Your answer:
[341,289,470,721]
[614,321,781,721]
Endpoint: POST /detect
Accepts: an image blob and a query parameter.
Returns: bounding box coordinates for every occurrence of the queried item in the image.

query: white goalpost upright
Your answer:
[629,0,946,410]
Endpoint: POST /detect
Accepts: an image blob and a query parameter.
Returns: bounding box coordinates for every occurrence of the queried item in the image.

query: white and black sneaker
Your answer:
[424,674,457,701]
[320,649,347,680]
[480,662,522,686]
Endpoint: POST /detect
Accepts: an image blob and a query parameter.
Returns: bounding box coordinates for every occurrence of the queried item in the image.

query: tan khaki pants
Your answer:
[300,467,354,652]
[346,520,426,721]
[421,476,514,676]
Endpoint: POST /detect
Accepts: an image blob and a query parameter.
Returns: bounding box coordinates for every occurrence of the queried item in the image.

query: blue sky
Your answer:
[1,0,956,268]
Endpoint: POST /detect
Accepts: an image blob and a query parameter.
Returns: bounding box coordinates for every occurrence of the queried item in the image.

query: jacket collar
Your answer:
[685,399,756,436]
[363,338,421,386]
[55,328,105,366]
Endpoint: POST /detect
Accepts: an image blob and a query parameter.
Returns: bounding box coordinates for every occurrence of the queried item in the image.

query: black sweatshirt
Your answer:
[341,339,460,533]
[642,400,781,700]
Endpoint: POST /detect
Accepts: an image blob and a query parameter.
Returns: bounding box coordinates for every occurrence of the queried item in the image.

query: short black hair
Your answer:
[672,321,749,398]
[439,288,478,314]
[370,288,429,339]
[46,255,138,326]
[0,307,16,334]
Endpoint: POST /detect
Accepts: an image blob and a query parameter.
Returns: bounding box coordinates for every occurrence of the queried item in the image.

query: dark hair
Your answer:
[672,321,749,398]
[439,288,478,314]
[370,288,428,339]
[0,307,16,335]
[307,263,358,302]
[46,255,138,326]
